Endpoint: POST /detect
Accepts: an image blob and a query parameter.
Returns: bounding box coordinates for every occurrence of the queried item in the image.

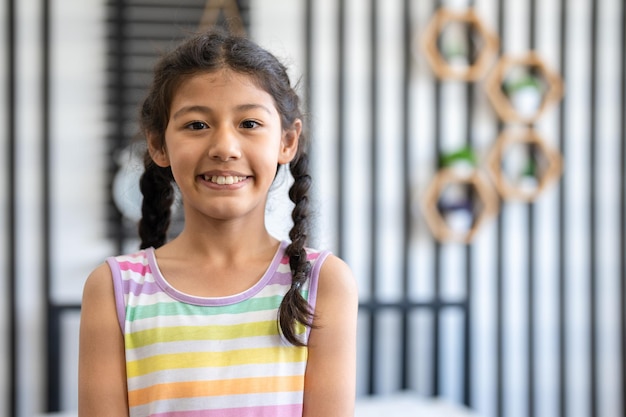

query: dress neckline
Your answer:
[145,240,289,306]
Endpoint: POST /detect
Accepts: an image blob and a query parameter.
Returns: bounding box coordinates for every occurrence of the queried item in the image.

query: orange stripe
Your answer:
[128,375,304,406]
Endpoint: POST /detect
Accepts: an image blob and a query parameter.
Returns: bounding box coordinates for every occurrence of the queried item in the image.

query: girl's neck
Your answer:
[164,223,279,260]
[152,229,282,298]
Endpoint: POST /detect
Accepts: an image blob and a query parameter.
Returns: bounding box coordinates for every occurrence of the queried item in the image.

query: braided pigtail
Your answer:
[138,153,175,249]
[279,149,316,346]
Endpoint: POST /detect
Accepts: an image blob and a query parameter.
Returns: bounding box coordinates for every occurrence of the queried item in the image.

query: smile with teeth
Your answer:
[203,175,247,185]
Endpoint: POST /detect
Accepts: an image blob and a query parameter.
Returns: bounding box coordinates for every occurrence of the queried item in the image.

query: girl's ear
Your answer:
[278,119,302,165]
[147,133,170,167]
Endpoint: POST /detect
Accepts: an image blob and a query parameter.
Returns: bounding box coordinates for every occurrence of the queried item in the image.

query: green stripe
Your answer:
[127,294,288,322]
[127,290,310,322]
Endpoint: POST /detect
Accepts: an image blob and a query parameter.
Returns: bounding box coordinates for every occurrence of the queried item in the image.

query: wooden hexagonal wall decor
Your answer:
[485,52,564,124]
[422,167,499,244]
[199,0,246,36]
[421,8,499,81]
[487,128,562,202]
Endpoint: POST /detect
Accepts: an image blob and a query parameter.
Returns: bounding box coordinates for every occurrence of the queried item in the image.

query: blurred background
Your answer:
[1,0,624,416]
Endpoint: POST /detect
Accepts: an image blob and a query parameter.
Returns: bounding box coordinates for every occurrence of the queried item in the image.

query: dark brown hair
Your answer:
[138,30,313,346]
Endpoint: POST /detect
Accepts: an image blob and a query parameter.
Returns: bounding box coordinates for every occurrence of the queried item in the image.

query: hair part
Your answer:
[137,29,314,346]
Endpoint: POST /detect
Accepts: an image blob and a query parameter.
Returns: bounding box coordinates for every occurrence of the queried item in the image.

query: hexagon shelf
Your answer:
[487,128,562,202]
[200,0,246,35]
[485,51,564,124]
[422,167,499,244]
[421,8,499,81]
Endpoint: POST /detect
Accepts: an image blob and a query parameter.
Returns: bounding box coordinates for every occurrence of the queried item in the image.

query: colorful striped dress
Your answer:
[107,240,329,417]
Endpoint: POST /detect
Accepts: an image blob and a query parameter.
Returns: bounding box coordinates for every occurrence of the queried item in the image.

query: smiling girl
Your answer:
[78,30,358,417]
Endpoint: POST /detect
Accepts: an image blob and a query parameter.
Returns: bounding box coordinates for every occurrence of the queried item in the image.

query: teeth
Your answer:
[204,175,246,185]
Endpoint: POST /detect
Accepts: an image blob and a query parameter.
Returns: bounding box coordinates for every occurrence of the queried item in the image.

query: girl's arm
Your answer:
[78,263,129,417]
[303,255,359,417]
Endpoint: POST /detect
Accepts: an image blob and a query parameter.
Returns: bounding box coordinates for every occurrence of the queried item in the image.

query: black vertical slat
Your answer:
[7,0,17,415]
[557,0,568,415]
[400,0,412,391]
[528,1,537,416]
[432,0,442,397]
[367,0,379,395]
[621,0,626,412]
[42,0,59,411]
[589,0,599,415]
[463,0,476,407]
[46,310,61,412]
[336,0,346,259]
[495,215,505,417]
[495,0,505,415]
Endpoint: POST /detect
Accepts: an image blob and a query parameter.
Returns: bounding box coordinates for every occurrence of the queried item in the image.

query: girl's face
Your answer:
[149,69,301,227]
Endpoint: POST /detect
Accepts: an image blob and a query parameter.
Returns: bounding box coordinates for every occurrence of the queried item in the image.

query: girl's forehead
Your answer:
[169,69,279,115]
[180,69,262,91]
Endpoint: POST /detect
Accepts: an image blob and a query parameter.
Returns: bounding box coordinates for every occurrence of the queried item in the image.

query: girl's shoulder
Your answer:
[317,254,357,295]
[302,246,358,309]
[290,244,355,292]
[83,262,115,297]
[85,246,149,293]
[85,248,154,302]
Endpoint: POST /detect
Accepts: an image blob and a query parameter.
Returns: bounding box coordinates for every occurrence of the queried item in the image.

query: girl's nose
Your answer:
[208,126,241,161]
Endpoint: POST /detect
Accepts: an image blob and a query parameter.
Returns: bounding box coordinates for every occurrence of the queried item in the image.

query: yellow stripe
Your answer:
[128,375,304,406]
[127,346,307,378]
[126,320,279,349]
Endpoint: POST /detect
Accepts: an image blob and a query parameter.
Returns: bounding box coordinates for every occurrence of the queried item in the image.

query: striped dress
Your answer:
[107,240,329,417]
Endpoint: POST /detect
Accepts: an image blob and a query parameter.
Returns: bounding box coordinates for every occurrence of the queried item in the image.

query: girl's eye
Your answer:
[240,120,260,129]
[187,121,208,130]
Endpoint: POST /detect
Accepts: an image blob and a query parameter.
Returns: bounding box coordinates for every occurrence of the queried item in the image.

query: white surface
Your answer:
[356,393,480,417]
[35,414,76,417]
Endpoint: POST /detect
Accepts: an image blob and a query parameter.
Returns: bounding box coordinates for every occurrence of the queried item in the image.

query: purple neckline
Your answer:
[146,241,288,306]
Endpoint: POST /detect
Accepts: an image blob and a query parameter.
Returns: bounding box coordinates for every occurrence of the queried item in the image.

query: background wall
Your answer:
[1,0,624,417]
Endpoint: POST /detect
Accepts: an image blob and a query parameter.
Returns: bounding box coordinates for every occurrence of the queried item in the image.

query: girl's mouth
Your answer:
[202,175,248,185]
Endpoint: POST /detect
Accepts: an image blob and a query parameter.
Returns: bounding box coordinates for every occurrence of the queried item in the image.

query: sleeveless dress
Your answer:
[106,240,329,417]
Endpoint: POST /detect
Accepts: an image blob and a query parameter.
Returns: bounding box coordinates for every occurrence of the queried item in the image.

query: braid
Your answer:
[279,150,316,346]
[138,153,175,249]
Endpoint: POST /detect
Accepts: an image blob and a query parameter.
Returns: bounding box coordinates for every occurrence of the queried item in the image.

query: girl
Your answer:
[78,30,358,417]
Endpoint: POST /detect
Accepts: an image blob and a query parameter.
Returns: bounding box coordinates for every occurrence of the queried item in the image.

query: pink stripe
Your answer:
[119,260,152,274]
[307,252,321,261]
[279,251,321,265]
[150,404,302,417]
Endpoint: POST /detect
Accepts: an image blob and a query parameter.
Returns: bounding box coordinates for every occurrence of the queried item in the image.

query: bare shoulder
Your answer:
[81,262,119,318]
[80,261,119,340]
[317,254,358,302]
[311,253,358,334]
[82,262,114,300]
